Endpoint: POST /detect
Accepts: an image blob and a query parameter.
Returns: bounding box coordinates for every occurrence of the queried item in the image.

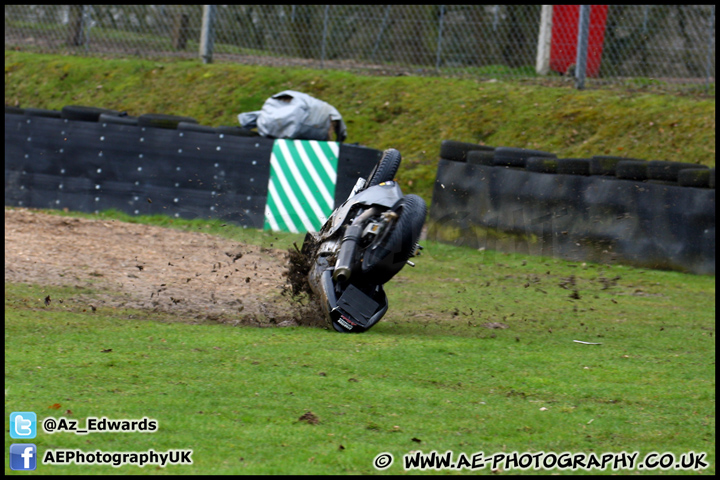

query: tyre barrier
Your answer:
[138,113,198,129]
[62,105,122,122]
[588,155,643,176]
[429,141,714,275]
[440,140,495,163]
[492,146,556,168]
[678,168,712,188]
[5,105,382,232]
[525,157,558,174]
[615,160,650,181]
[467,150,495,166]
[99,113,139,125]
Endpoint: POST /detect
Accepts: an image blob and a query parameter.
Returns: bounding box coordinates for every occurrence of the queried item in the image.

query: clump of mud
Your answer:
[282,239,327,329]
[285,240,316,297]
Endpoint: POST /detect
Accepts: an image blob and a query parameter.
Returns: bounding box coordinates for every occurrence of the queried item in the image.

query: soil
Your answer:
[4,207,326,328]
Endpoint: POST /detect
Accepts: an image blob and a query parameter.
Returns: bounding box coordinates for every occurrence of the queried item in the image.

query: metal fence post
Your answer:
[575,5,591,90]
[321,5,329,69]
[536,5,553,75]
[67,5,83,46]
[436,5,446,72]
[200,5,217,64]
[492,5,500,32]
[706,6,716,92]
[371,5,392,63]
[82,5,92,53]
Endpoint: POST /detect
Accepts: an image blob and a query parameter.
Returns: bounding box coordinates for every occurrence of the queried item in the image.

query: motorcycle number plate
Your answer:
[337,317,354,330]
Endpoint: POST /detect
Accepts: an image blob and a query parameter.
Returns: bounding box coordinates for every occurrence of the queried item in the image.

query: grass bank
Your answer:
[4,51,716,202]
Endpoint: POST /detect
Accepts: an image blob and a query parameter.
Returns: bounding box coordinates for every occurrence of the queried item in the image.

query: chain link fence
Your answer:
[5,5,715,91]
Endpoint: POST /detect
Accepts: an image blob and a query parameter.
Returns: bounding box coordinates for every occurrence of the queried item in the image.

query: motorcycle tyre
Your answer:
[366,149,402,188]
[360,194,426,285]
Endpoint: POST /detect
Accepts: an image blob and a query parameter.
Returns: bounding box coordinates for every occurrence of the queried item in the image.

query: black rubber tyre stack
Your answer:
[440,140,495,162]
[616,160,649,181]
[557,158,591,176]
[138,113,198,129]
[493,147,556,168]
[467,150,495,166]
[526,157,559,173]
[678,168,711,188]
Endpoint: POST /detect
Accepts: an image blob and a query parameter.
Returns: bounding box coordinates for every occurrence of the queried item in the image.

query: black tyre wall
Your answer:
[493,147,556,168]
[590,156,647,175]
[5,111,383,229]
[24,108,61,118]
[99,113,138,125]
[557,158,591,176]
[678,168,711,188]
[440,140,494,162]
[467,150,495,166]
[215,125,259,137]
[138,114,198,129]
[178,122,215,133]
[428,159,715,275]
[647,160,708,182]
[525,157,558,173]
[62,105,121,122]
[616,160,648,181]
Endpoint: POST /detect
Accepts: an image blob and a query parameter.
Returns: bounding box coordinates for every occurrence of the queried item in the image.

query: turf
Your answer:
[4,212,715,475]
[4,50,715,475]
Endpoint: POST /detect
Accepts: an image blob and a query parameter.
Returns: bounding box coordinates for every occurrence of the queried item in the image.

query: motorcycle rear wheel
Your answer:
[360,194,426,285]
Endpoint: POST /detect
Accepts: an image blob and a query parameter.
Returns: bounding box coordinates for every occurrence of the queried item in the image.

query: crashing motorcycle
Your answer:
[296,148,427,333]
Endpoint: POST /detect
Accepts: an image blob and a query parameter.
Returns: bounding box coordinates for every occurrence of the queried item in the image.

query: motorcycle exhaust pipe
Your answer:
[333,224,361,283]
[332,207,377,284]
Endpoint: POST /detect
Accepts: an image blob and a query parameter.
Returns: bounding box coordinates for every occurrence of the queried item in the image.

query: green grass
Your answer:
[4,50,716,474]
[4,51,715,203]
[5,210,715,475]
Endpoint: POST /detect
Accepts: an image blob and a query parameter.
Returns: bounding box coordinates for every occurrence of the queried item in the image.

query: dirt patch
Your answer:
[297,411,320,425]
[4,207,326,328]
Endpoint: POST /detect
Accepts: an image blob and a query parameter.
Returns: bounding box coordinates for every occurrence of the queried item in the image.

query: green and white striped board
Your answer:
[264,139,339,233]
